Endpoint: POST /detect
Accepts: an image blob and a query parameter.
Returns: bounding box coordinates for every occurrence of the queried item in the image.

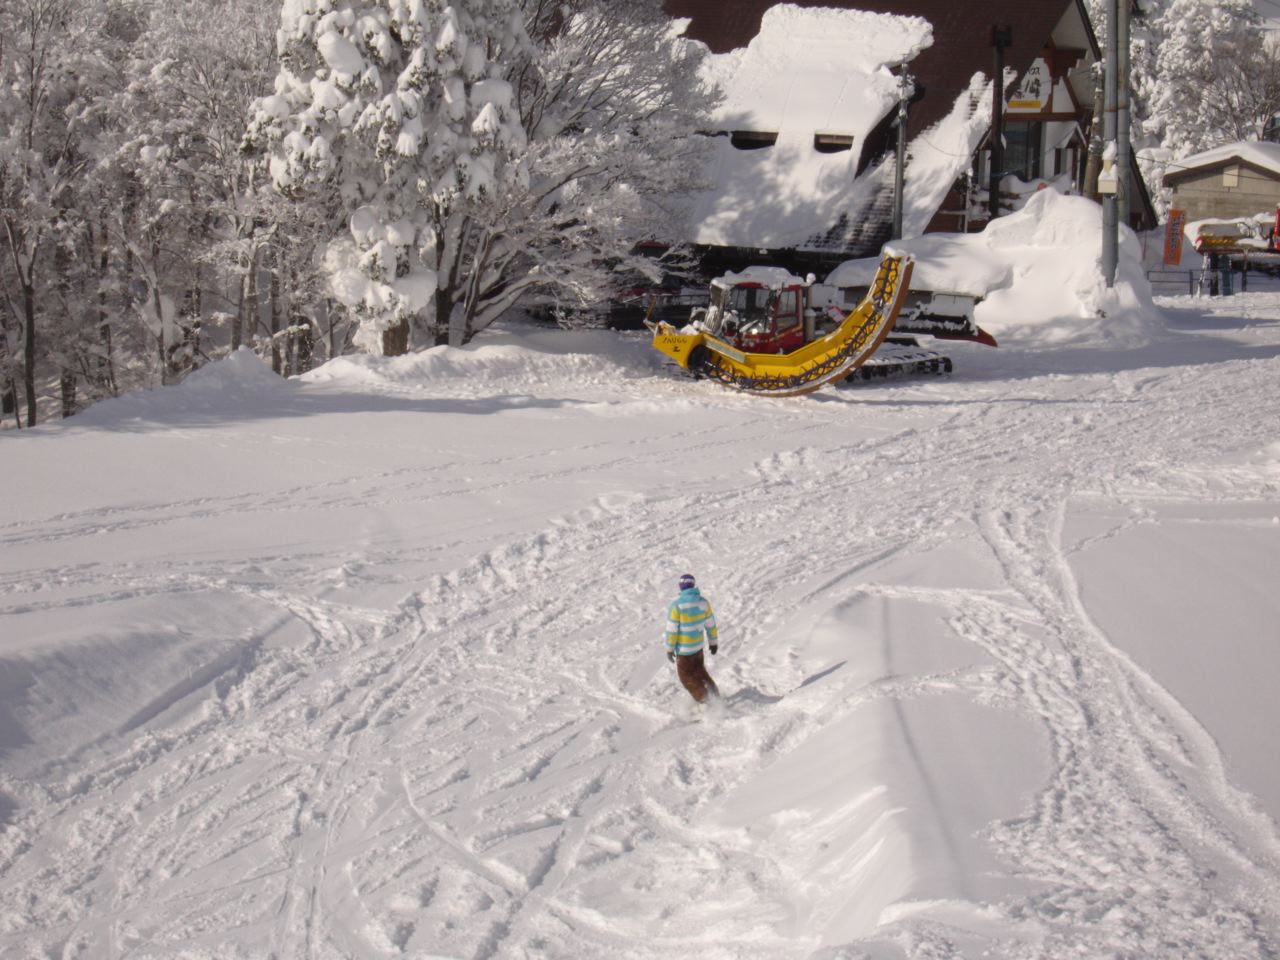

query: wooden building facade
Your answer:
[662,0,1155,272]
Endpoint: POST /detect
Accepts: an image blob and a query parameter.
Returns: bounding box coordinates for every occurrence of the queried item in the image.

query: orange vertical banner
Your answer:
[1164,209,1187,265]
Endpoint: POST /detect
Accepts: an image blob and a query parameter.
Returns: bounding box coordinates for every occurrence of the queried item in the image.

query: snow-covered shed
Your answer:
[1163,142,1280,222]
[664,0,1156,274]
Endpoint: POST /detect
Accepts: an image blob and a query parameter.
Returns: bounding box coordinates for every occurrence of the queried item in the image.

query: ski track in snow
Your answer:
[2,328,1280,958]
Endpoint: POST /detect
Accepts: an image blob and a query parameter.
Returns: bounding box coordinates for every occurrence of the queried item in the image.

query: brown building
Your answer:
[1163,142,1280,223]
[663,0,1154,274]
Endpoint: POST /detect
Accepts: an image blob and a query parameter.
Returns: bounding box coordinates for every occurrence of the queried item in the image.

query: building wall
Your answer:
[1043,120,1082,179]
[1168,164,1280,221]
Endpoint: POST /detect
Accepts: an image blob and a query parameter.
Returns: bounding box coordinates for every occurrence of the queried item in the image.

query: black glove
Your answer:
[709,644,718,655]
[667,650,675,663]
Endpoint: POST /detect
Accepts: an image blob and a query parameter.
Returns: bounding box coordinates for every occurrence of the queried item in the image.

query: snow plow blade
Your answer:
[647,252,914,397]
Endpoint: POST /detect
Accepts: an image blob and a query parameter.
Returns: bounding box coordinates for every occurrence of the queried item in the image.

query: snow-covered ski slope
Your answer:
[3,294,1280,959]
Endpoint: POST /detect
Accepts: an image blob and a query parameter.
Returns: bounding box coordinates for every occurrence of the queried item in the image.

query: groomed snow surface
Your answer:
[4,278,1280,955]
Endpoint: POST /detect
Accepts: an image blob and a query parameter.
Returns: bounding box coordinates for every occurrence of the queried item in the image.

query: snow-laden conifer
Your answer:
[1086,0,1278,212]
[247,0,532,353]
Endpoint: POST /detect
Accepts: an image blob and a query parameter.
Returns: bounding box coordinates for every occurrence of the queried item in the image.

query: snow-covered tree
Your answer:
[470,0,714,342]
[113,0,299,380]
[1086,0,1275,212]
[414,0,716,345]
[1190,33,1280,145]
[0,0,115,425]
[247,0,533,354]
[249,0,716,353]
[1137,0,1267,148]
[1,0,313,423]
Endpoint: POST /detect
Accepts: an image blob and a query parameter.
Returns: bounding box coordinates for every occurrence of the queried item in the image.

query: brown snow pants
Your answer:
[676,650,719,703]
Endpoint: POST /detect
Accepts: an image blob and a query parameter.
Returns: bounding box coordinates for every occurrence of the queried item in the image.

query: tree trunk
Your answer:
[296,321,315,373]
[382,317,410,356]
[245,248,259,351]
[60,369,76,418]
[98,215,117,396]
[317,298,335,361]
[234,269,247,351]
[432,288,452,346]
[2,318,17,424]
[153,281,169,386]
[0,289,13,422]
[22,278,36,427]
[287,266,314,375]
[269,249,282,374]
[57,238,77,418]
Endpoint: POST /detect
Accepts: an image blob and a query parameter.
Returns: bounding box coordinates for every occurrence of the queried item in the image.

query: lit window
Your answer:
[1224,165,1240,188]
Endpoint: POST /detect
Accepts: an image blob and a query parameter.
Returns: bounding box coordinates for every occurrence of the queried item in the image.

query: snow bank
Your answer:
[71,348,293,429]
[301,326,662,392]
[175,346,290,394]
[831,189,1163,348]
[51,330,660,434]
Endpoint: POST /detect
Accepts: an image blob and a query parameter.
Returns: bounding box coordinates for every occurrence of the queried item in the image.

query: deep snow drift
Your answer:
[832,189,1164,347]
[2,274,1280,957]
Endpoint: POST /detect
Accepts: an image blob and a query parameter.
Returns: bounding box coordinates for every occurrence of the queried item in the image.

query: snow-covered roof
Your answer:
[1165,141,1280,182]
[712,265,811,289]
[702,7,931,134]
[670,0,1093,254]
[683,6,932,252]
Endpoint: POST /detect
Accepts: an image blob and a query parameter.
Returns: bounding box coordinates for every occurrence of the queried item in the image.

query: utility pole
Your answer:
[989,26,1013,220]
[1102,0,1119,287]
[1117,0,1132,227]
[892,67,914,239]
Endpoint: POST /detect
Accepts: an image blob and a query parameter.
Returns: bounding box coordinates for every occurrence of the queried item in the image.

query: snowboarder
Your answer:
[665,573,720,703]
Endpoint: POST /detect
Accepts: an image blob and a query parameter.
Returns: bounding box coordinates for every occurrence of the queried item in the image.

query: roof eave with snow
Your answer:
[1164,142,1280,185]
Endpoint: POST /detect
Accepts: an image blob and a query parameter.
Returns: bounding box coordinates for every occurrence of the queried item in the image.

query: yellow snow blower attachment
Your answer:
[646,251,914,397]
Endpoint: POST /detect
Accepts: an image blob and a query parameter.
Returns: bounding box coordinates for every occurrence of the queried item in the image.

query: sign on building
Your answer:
[1164,209,1187,266]
[1008,59,1050,112]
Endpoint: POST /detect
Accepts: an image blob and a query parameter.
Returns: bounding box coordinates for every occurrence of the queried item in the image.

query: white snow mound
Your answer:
[302,328,662,392]
[831,189,1163,348]
[71,348,292,428]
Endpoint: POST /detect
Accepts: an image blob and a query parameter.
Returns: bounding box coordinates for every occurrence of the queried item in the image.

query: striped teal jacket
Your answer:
[665,588,718,656]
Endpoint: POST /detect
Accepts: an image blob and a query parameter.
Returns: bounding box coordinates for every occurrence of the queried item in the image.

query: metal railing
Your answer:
[1147,260,1280,297]
[1146,269,1198,295]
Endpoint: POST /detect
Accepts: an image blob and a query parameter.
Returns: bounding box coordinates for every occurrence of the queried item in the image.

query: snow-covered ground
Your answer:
[3,280,1280,958]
